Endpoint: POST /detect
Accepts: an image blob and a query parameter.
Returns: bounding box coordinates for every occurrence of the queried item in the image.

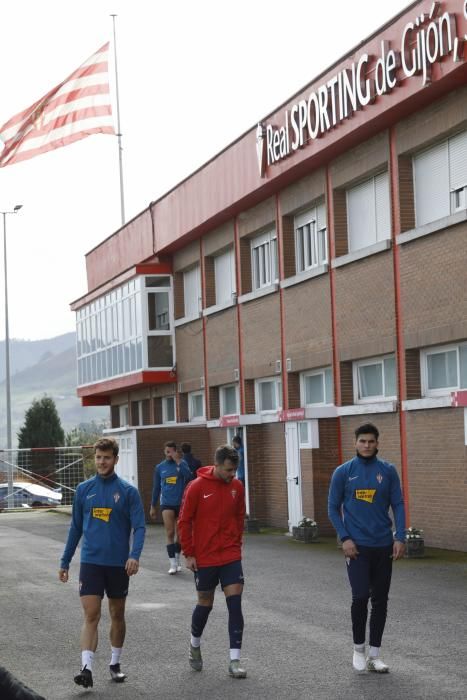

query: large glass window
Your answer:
[76,274,174,386]
[251,230,278,290]
[353,355,396,403]
[347,172,391,252]
[189,391,205,422]
[422,343,467,396]
[301,367,333,405]
[220,384,238,416]
[295,202,327,273]
[255,377,282,413]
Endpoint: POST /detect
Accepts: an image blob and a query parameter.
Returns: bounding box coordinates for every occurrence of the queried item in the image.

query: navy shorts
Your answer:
[160,505,180,517]
[79,563,129,598]
[194,560,244,592]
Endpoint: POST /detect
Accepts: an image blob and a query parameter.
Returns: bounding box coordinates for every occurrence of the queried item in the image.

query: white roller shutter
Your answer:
[448,130,467,191]
[375,171,391,241]
[414,141,450,226]
[347,178,375,252]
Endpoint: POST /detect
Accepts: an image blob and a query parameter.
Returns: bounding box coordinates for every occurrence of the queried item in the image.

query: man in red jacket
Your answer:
[178,444,246,679]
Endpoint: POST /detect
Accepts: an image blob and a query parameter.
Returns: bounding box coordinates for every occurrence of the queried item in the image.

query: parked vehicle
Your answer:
[0,481,62,509]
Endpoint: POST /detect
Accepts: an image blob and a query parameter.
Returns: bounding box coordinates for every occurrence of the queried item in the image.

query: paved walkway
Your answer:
[0,510,466,699]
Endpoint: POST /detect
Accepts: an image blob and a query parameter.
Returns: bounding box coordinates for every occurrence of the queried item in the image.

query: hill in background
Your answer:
[0,333,108,447]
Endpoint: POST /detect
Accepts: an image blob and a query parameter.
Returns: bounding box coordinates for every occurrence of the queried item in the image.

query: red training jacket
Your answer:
[178,466,245,567]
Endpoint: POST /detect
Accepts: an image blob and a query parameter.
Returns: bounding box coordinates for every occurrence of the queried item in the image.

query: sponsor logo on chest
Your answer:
[355,489,376,504]
[92,507,112,522]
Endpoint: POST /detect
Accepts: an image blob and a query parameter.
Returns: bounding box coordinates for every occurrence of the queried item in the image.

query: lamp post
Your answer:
[2,204,22,507]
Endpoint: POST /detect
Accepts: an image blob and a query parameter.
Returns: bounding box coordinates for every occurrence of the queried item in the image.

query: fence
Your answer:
[0,446,96,510]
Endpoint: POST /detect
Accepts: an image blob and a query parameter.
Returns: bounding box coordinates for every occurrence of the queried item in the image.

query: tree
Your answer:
[17,396,65,448]
[64,420,106,447]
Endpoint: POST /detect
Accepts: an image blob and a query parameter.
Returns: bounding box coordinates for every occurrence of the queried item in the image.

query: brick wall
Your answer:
[205,306,239,386]
[398,156,415,233]
[406,408,467,551]
[282,216,296,279]
[241,294,281,378]
[175,319,204,386]
[400,224,467,349]
[245,423,288,528]
[313,418,340,535]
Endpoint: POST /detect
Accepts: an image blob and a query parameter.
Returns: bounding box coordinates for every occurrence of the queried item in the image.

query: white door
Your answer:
[285,422,303,532]
[116,430,138,487]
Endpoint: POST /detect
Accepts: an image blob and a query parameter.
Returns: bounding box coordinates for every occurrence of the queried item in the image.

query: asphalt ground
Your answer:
[0,510,466,700]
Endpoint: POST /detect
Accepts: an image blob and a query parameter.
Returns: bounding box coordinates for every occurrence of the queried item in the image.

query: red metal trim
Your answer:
[389,125,411,526]
[234,216,246,414]
[77,370,176,397]
[200,238,210,420]
[81,395,111,406]
[275,194,288,410]
[135,263,172,274]
[325,166,343,465]
[451,390,467,407]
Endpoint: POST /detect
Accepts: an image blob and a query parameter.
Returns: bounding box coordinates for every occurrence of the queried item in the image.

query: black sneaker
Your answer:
[109,663,127,683]
[74,666,93,688]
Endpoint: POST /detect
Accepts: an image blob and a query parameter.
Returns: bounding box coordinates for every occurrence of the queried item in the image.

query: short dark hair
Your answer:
[181,442,191,453]
[215,444,239,467]
[164,441,177,450]
[94,437,119,456]
[232,435,242,448]
[355,423,379,440]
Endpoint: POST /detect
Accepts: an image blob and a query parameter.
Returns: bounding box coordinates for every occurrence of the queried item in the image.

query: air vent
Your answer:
[200,376,205,389]
[286,358,292,372]
[178,382,183,393]
[233,368,240,381]
[275,359,281,374]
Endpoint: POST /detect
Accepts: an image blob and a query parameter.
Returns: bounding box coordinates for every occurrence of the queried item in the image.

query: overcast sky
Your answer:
[0,0,410,341]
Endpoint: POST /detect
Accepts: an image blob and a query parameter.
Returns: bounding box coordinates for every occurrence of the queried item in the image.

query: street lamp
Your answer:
[2,204,22,507]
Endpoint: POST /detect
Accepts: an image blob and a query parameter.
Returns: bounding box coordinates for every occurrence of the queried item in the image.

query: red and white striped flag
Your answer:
[0,43,115,167]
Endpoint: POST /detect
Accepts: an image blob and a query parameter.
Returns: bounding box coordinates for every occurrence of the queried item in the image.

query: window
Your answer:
[414,130,467,226]
[189,391,205,421]
[119,404,129,426]
[220,384,239,416]
[301,367,333,406]
[299,421,312,447]
[255,377,282,413]
[295,202,327,273]
[353,355,397,403]
[214,248,236,305]
[183,265,201,319]
[162,396,176,423]
[421,343,467,396]
[347,172,391,252]
[251,230,278,290]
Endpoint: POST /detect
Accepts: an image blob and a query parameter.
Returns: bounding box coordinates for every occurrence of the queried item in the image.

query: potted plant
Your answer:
[292,517,319,543]
[405,526,425,558]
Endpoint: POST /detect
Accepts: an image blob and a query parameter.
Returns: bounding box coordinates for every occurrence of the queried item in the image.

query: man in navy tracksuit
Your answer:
[150,441,193,574]
[328,423,405,674]
[59,437,146,689]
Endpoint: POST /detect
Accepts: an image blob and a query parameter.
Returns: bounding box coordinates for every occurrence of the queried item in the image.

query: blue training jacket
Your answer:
[151,458,193,507]
[328,455,406,547]
[60,472,146,569]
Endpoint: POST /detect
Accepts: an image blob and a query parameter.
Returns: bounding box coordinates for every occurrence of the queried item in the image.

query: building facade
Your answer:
[72,0,467,550]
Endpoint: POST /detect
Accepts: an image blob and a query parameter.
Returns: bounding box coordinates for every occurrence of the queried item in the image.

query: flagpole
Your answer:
[111,14,125,226]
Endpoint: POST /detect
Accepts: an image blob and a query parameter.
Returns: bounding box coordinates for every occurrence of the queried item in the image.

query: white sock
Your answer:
[369,646,380,658]
[110,646,122,666]
[230,649,241,661]
[169,557,177,567]
[354,643,365,653]
[190,634,201,648]
[81,650,94,671]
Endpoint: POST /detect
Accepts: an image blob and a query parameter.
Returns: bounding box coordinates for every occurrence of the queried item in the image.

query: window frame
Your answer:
[162,395,176,424]
[214,247,236,306]
[298,421,313,448]
[353,355,397,404]
[300,367,334,407]
[254,376,282,414]
[421,343,467,397]
[346,171,391,253]
[188,390,206,422]
[294,202,327,274]
[219,383,239,417]
[250,229,278,291]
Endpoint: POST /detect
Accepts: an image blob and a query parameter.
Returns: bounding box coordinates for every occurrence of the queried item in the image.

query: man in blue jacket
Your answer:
[58,437,146,689]
[328,423,405,674]
[150,441,193,574]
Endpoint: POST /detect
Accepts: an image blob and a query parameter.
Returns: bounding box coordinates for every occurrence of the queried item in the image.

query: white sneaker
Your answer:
[352,650,367,672]
[168,564,177,575]
[367,657,389,673]
[176,563,182,572]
